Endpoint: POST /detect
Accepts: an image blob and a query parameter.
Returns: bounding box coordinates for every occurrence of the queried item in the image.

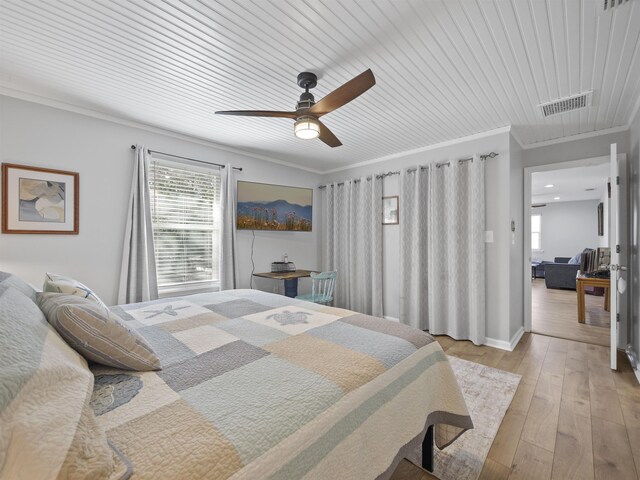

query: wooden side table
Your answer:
[252,270,316,297]
[576,274,610,323]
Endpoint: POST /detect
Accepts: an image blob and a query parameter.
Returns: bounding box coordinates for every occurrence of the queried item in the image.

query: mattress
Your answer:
[91,289,472,479]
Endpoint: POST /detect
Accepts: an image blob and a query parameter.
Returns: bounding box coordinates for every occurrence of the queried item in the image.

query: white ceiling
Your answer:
[531,162,610,204]
[1,0,640,172]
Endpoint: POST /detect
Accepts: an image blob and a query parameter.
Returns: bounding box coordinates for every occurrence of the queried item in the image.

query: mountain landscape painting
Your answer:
[236,181,312,231]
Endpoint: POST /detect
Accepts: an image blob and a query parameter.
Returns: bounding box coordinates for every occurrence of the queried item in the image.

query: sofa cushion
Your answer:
[554,257,571,263]
[568,253,581,264]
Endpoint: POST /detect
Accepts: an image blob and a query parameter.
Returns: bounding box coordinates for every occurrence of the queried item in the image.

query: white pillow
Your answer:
[43,272,107,308]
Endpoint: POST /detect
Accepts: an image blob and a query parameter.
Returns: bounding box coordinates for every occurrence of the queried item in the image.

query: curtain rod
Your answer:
[319,152,499,189]
[130,145,243,171]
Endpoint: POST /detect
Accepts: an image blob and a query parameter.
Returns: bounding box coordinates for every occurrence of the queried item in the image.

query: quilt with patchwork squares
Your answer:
[92,289,472,479]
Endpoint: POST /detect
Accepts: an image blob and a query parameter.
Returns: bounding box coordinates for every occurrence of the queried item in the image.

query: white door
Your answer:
[609,143,621,370]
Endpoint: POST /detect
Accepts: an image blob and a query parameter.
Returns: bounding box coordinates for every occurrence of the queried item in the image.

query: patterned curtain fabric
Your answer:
[399,166,430,329]
[426,156,486,344]
[118,145,158,304]
[220,164,238,290]
[323,177,383,316]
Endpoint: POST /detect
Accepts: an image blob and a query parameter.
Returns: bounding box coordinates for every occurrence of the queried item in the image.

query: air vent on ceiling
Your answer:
[603,0,630,12]
[538,91,593,117]
[532,203,547,208]
[585,188,596,191]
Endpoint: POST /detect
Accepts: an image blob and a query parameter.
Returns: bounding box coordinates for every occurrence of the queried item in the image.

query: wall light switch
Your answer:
[485,231,494,243]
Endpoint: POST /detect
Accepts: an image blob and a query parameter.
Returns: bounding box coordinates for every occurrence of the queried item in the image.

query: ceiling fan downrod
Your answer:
[296,72,317,110]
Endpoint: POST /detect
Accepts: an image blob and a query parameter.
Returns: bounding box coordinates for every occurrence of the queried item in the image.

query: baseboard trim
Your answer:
[484,337,512,351]
[485,327,525,352]
[625,349,640,385]
[384,315,400,322]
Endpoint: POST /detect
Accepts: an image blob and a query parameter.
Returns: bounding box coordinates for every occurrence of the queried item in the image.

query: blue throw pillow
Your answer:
[568,253,581,265]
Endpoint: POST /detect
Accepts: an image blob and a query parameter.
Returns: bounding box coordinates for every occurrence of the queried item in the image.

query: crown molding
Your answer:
[0,86,324,175]
[519,125,629,150]
[627,94,640,130]
[321,125,512,175]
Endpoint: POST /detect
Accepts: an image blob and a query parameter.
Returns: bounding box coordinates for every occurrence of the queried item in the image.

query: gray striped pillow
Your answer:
[37,292,161,371]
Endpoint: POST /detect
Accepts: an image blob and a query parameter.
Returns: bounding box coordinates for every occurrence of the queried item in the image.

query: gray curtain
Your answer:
[323,177,383,316]
[427,156,486,344]
[399,158,485,343]
[399,166,430,329]
[220,163,237,290]
[117,145,158,304]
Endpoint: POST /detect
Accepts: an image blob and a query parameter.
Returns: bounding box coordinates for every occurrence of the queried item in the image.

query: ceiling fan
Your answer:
[215,69,376,147]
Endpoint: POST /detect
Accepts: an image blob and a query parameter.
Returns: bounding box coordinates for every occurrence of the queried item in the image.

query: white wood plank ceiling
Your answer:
[1,0,639,172]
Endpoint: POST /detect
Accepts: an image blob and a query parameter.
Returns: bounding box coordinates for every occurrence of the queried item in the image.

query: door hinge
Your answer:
[616,176,620,185]
[616,245,621,253]
[617,313,620,322]
[608,181,611,198]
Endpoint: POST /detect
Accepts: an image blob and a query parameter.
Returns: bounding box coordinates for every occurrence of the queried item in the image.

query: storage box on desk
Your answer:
[271,262,296,273]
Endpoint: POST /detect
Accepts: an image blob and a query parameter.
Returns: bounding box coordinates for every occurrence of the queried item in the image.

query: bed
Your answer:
[0,279,472,480]
[95,289,472,479]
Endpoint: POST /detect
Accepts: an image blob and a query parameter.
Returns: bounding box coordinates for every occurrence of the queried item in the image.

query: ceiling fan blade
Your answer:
[308,69,375,117]
[215,110,297,118]
[317,120,342,147]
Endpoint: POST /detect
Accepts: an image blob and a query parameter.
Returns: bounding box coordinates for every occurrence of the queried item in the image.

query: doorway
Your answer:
[523,152,628,355]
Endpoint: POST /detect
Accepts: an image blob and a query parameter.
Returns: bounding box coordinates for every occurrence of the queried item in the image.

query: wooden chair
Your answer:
[296,271,337,305]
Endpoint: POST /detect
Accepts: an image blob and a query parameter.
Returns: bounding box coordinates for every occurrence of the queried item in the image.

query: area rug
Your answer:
[429,356,520,480]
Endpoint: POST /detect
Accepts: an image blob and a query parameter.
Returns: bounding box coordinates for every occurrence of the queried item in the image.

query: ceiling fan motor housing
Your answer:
[297,91,315,110]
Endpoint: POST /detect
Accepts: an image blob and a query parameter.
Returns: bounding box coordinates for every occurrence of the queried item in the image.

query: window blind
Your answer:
[149,159,221,289]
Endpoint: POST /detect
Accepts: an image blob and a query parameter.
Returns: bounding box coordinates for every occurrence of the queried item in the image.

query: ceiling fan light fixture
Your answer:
[294,116,320,140]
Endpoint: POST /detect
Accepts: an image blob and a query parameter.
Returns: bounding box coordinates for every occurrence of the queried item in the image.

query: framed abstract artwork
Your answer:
[2,163,79,234]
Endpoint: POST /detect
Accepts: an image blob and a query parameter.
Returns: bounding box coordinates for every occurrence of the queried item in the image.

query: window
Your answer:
[149,159,221,293]
[531,214,542,251]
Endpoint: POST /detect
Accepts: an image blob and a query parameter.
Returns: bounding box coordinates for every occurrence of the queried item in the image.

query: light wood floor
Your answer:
[532,278,610,347]
[391,333,640,480]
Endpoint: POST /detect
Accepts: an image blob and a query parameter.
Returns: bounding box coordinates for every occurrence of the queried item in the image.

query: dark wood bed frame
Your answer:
[421,425,434,472]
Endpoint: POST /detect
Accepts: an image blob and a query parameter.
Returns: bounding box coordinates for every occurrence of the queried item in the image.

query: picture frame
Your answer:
[236,180,312,231]
[2,163,79,234]
[597,202,604,236]
[382,196,399,225]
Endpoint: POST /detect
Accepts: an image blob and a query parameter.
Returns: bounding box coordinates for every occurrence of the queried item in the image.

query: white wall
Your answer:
[533,200,599,262]
[0,95,322,305]
[509,134,524,340]
[321,128,512,344]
